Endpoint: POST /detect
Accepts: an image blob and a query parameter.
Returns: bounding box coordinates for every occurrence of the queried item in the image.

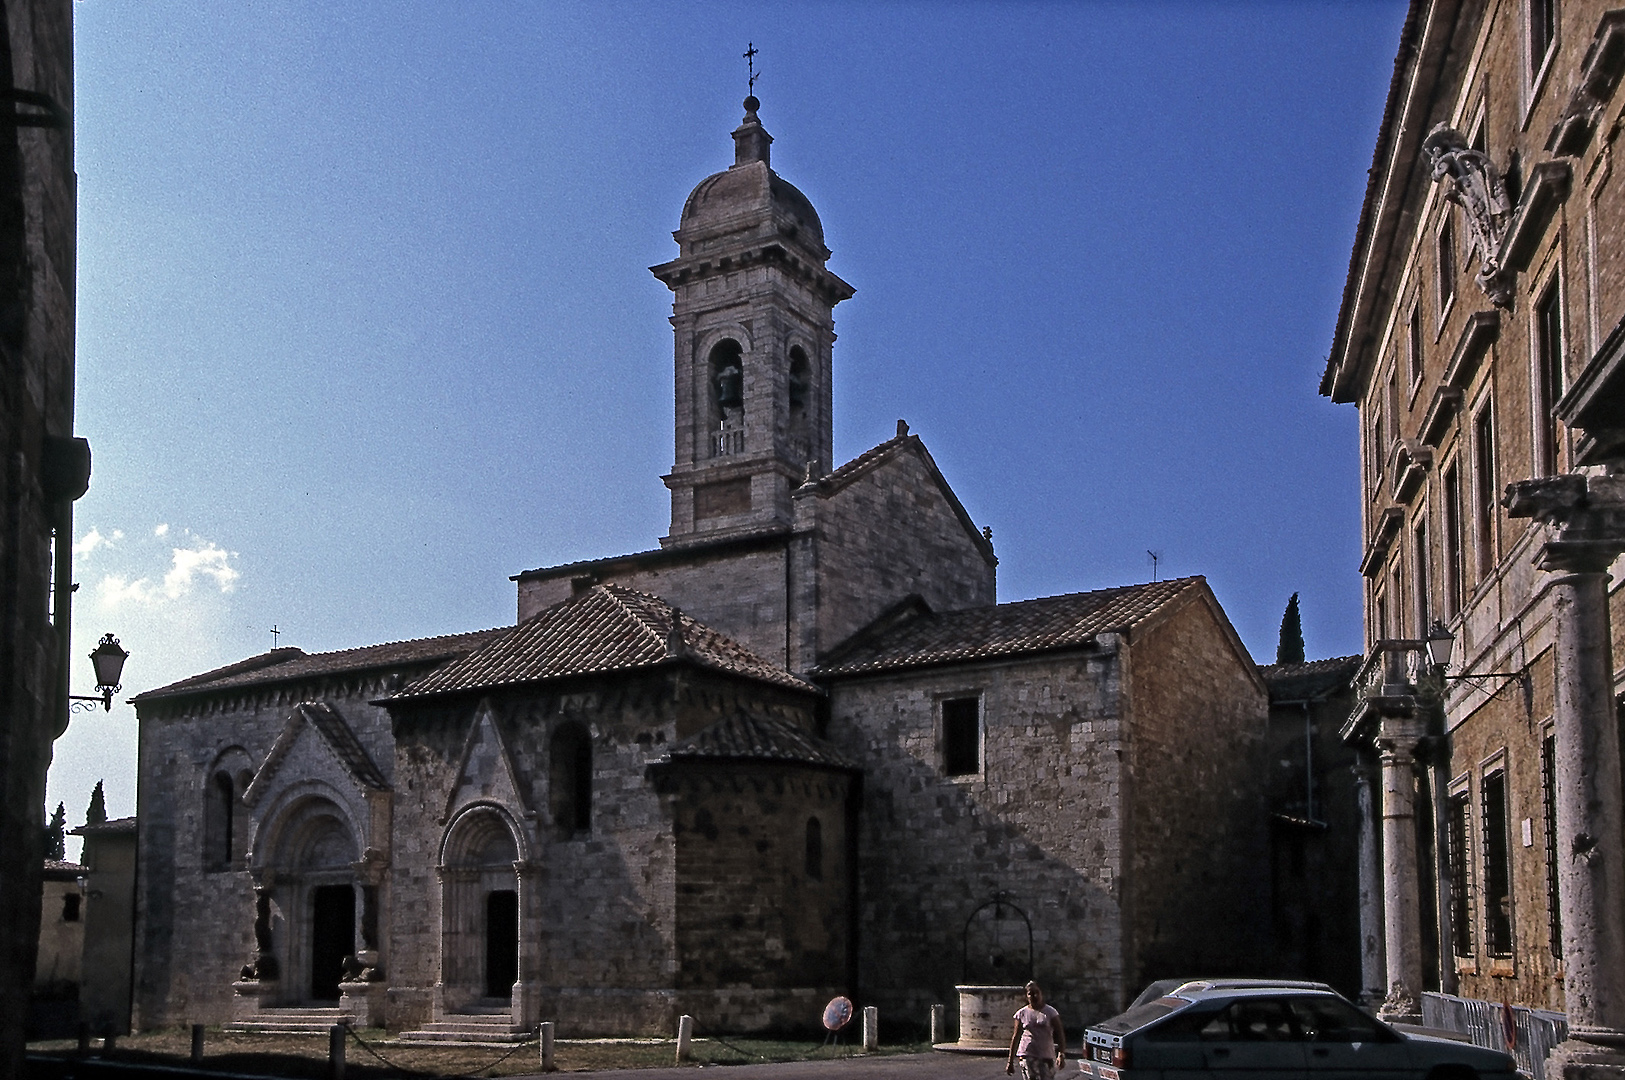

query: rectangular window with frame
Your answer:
[1413,517,1431,632]
[1443,463,1464,616]
[1449,788,1476,958]
[941,696,981,777]
[1474,403,1497,580]
[1408,308,1425,388]
[1390,564,1406,638]
[1529,0,1558,81]
[1437,220,1456,319]
[1482,767,1514,957]
[1542,731,1563,958]
[1535,281,1564,476]
[1372,404,1386,481]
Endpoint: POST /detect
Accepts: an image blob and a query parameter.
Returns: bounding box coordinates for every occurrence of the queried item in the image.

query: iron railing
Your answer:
[1421,992,1567,1079]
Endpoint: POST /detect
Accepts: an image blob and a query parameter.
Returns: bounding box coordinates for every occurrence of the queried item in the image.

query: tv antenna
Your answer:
[1147,550,1162,582]
[744,42,759,96]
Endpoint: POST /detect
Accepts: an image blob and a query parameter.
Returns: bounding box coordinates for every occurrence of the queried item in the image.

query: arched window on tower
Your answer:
[787,345,812,466]
[550,723,593,837]
[804,816,823,881]
[708,339,745,456]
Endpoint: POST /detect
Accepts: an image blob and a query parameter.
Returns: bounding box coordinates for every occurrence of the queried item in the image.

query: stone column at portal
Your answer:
[1352,755,1385,1006]
[1377,720,1425,1022]
[513,861,539,1031]
[1505,474,1625,1075]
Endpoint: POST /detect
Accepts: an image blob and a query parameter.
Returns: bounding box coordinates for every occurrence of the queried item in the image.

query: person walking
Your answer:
[1006,981,1065,1080]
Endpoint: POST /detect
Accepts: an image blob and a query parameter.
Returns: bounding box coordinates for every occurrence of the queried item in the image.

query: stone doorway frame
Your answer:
[435,801,536,1030]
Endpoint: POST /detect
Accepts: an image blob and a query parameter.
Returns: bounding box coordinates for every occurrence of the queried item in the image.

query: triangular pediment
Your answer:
[444,699,530,822]
[243,702,388,810]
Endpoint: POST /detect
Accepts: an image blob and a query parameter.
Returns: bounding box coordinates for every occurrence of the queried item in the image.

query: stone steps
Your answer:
[398,1011,529,1045]
[225,1007,350,1036]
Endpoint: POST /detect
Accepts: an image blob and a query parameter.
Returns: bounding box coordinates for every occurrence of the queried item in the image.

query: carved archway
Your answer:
[437,803,529,1023]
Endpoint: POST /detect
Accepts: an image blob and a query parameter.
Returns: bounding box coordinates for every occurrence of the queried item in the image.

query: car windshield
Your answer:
[1092,997,1190,1036]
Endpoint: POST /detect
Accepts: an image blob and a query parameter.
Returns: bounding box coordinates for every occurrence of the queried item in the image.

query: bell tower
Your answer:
[651,97,854,546]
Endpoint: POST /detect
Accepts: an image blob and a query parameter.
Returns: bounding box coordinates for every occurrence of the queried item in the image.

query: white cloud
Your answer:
[154,523,169,537]
[164,542,239,597]
[73,527,124,556]
[94,573,156,608]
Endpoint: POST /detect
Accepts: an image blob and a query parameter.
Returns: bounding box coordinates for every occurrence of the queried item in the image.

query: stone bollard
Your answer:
[328,1024,346,1080]
[863,1006,879,1051]
[930,1003,945,1046]
[191,1024,205,1064]
[676,1014,694,1063]
[103,1034,117,1054]
[540,1020,556,1072]
[76,1023,89,1056]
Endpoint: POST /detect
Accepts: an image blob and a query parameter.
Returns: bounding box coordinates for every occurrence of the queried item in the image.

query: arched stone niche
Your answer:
[436,803,533,1027]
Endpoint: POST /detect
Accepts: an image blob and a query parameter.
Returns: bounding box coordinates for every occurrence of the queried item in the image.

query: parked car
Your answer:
[1082,982,1516,1079]
[1127,979,1335,1011]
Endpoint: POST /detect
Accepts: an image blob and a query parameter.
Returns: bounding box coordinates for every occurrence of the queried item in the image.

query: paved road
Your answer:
[510,1051,1047,1080]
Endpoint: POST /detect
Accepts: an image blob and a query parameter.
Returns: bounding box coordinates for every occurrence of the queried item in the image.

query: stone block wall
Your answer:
[664,761,853,1031]
[132,679,397,1027]
[826,648,1128,1032]
[1122,589,1270,995]
[803,442,996,661]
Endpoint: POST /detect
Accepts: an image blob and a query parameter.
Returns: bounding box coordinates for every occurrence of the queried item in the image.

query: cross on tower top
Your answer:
[744,42,759,96]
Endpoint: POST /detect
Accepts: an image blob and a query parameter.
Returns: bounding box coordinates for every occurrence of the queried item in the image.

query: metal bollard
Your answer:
[191,1023,205,1063]
[676,1013,694,1063]
[930,1003,945,1046]
[328,1024,346,1080]
[863,1005,878,1051]
[540,1020,556,1072]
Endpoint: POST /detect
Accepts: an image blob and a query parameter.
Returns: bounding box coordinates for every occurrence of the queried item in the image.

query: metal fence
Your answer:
[1421,992,1567,1079]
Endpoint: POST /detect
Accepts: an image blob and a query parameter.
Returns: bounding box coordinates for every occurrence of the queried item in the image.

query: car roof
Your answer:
[1129,978,1334,1008]
[1089,987,1348,1038]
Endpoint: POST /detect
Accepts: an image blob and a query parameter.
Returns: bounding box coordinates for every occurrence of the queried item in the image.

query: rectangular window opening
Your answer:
[1414,518,1431,632]
[1437,223,1456,319]
[1449,789,1476,958]
[1482,769,1514,957]
[941,697,981,777]
[1443,464,1464,616]
[1543,733,1563,957]
[1535,283,1564,476]
[1474,404,1497,581]
[1530,0,1558,81]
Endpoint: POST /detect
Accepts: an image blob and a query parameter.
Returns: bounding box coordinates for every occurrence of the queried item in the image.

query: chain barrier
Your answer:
[342,1021,541,1078]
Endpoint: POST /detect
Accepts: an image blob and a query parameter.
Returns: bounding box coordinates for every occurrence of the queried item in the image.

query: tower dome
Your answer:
[674,97,826,259]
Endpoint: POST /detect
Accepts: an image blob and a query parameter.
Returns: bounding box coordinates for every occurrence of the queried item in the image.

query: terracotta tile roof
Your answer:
[814,577,1203,677]
[71,816,136,836]
[132,628,507,703]
[814,431,910,489]
[658,713,858,771]
[395,584,813,699]
[1258,655,1362,703]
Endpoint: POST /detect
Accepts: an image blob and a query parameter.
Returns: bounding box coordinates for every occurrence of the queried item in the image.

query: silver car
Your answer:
[1082,983,1517,1080]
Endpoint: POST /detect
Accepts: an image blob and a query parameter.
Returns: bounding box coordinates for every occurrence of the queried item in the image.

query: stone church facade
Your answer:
[131,98,1275,1038]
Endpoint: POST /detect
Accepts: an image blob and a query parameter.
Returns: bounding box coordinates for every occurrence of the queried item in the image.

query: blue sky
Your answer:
[49,1,1406,847]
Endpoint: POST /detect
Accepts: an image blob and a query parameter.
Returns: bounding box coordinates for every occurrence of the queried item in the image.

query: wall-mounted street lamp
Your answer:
[68,633,128,713]
[1424,619,1532,698]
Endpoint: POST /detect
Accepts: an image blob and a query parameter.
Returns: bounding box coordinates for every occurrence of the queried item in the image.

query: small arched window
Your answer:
[709,339,744,413]
[204,770,236,871]
[787,346,810,410]
[550,723,593,837]
[804,816,823,881]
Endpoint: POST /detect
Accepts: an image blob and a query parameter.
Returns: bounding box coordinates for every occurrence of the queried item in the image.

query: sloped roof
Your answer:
[1258,656,1363,703]
[394,584,813,699]
[133,628,506,703]
[658,712,858,771]
[815,577,1203,677]
[70,816,136,837]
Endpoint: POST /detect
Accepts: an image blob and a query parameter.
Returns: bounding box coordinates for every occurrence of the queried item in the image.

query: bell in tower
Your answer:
[650,96,855,546]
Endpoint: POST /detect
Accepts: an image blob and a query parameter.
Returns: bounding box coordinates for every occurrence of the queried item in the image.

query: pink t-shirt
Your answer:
[1015,1004,1060,1058]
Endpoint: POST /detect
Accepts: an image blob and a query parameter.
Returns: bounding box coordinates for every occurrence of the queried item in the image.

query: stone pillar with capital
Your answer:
[1352,754,1386,1006]
[1506,475,1625,1073]
[1376,719,1426,1022]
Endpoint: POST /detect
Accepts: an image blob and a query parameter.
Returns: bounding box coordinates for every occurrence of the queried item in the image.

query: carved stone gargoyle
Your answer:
[1422,124,1514,307]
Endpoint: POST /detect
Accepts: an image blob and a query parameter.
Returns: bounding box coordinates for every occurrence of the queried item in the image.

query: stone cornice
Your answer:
[1558,308,1625,467]
[1546,10,1625,156]
[1361,505,1408,578]
[1441,309,1500,390]
[651,241,854,307]
[1496,160,1572,273]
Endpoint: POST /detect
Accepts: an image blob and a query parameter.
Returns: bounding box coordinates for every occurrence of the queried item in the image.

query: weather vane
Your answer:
[744,42,759,96]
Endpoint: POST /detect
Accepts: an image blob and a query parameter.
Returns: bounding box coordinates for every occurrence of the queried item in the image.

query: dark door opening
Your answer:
[485,889,518,998]
[310,885,354,1001]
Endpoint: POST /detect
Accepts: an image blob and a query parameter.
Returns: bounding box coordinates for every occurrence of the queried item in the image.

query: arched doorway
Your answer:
[439,805,523,1015]
[253,795,361,1006]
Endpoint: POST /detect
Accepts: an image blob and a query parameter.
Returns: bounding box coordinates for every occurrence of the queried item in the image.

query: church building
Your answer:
[129,97,1277,1039]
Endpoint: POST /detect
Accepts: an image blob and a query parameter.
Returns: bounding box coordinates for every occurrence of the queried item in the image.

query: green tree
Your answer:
[44,802,66,860]
[85,780,107,826]
[1277,593,1306,665]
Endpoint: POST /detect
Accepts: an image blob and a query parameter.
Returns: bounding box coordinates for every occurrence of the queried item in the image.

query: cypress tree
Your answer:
[44,802,66,860]
[85,780,107,826]
[1277,593,1306,665]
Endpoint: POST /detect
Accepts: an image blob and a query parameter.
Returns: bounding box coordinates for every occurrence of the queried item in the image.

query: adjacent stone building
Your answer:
[131,97,1279,1039]
[1322,1,1625,1072]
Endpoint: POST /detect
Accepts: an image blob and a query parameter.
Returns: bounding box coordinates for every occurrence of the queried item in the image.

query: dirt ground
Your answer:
[26,1028,936,1078]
